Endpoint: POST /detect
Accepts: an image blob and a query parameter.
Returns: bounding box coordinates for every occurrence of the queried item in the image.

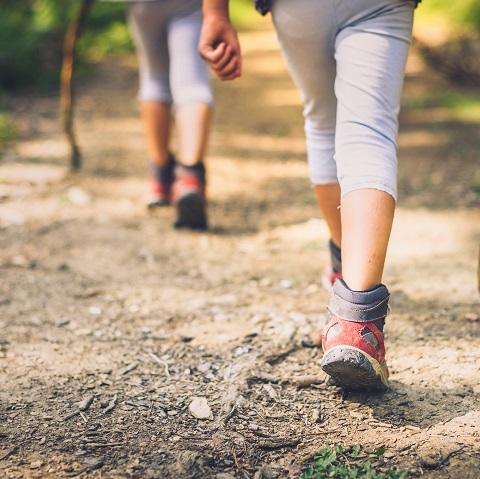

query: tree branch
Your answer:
[60,0,95,171]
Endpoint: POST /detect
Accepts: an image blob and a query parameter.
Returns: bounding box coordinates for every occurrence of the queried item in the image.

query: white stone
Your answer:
[189,397,213,420]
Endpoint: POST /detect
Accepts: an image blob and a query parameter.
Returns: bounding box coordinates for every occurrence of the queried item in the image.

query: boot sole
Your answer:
[174,192,208,231]
[321,345,389,391]
[147,199,170,209]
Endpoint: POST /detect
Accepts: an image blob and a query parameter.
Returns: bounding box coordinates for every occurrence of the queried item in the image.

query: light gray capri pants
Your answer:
[271,0,415,200]
[127,0,213,105]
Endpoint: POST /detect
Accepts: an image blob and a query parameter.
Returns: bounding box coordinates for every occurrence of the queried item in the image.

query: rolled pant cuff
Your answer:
[340,182,397,203]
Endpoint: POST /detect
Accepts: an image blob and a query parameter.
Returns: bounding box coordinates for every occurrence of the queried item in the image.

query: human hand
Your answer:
[198,14,241,81]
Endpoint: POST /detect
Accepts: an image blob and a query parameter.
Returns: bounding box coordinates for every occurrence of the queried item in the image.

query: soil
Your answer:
[1,26,479,479]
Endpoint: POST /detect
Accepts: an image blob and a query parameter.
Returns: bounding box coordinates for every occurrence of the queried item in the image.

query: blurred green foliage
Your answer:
[0,113,15,150]
[0,96,16,151]
[416,0,480,33]
[0,0,129,91]
[406,92,480,122]
[230,0,260,28]
[0,0,257,92]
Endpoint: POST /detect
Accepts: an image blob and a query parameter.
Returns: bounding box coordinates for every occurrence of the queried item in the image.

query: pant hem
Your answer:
[341,184,397,203]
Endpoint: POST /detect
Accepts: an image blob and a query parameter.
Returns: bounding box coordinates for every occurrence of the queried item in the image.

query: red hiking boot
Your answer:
[321,269,343,290]
[321,279,390,391]
[147,154,175,208]
[148,178,171,208]
[172,163,208,231]
[321,240,343,290]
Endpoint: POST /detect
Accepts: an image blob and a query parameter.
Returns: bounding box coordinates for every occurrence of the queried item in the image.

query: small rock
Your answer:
[419,451,446,469]
[254,465,277,479]
[279,279,293,289]
[30,460,43,469]
[404,425,421,432]
[197,362,211,373]
[233,346,250,356]
[82,457,104,471]
[128,303,141,313]
[262,384,278,400]
[119,362,138,376]
[349,411,364,420]
[55,319,70,328]
[78,396,93,411]
[465,312,479,322]
[88,306,102,316]
[11,255,28,267]
[189,397,213,420]
[74,328,92,337]
[210,294,237,305]
[67,186,91,206]
[259,277,272,287]
[311,409,323,423]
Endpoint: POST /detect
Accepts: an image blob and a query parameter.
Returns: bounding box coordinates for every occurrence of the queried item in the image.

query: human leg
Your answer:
[168,7,213,166]
[271,0,341,276]
[321,0,415,389]
[168,5,213,228]
[334,0,415,290]
[128,2,175,206]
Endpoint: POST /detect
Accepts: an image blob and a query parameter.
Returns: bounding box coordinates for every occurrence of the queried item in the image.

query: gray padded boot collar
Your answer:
[328,279,390,322]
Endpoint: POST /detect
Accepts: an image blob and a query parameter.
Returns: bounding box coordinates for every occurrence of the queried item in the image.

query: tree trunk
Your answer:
[478,244,480,294]
[60,0,95,171]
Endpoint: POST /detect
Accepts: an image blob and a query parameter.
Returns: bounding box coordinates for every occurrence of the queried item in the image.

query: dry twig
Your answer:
[60,0,95,170]
[264,345,298,366]
[0,446,18,461]
[148,351,170,377]
[102,394,118,415]
[257,438,301,450]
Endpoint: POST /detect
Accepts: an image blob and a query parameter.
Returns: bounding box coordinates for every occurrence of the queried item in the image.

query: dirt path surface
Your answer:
[1,27,479,478]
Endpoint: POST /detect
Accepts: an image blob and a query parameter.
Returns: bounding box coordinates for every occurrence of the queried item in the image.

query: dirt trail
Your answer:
[1,27,479,478]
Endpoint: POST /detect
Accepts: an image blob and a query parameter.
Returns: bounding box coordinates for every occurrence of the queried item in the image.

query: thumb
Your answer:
[199,42,226,63]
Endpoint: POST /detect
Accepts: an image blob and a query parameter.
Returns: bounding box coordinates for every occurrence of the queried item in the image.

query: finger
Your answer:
[220,69,241,81]
[219,55,241,81]
[217,54,239,78]
[201,42,226,64]
[235,41,242,73]
[219,65,241,81]
[212,45,233,71]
